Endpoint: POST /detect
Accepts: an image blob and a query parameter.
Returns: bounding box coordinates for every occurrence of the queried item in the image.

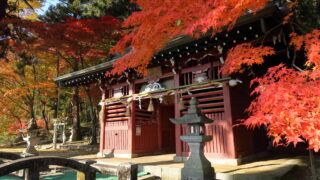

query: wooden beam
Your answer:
[182,90,223,99]
[106,117,129,121]
[106,104,126,109]
[106,109,126,113]
[184,96,224,104]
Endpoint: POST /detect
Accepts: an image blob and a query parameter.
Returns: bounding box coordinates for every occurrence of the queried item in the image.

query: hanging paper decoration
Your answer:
[120,98,132,116]
[125,102,132,116]
[159,95,164,103]
[220,57,224,64]
[217,45,223,54]
[147,98,154,112]
[138,97,142,109]
[179,97,186,110]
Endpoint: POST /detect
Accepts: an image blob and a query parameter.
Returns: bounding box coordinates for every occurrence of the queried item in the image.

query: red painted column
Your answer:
[128,82,135,155]
[174,73,182,157]
[157,103,162,151]
[223,85,236,158]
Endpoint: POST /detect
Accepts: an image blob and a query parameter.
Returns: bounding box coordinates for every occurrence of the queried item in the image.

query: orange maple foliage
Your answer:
[111,0,271,75]
[0,56,57,131]
[291,30,320,79]
[224,30,320,151]
[243,64,320,151]
[220,43,275,75]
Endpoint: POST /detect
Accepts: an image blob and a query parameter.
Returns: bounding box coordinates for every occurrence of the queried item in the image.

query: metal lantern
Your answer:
[170,97,215,180]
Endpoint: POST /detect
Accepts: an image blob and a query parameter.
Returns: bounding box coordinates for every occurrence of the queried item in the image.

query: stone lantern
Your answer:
[170,97,215,180]
[20,118,40,157]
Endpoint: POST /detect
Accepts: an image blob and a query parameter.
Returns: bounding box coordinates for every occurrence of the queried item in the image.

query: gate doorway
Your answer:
[158,103,176,152]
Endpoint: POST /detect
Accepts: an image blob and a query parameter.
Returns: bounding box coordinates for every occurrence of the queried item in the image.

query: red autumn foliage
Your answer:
[25,16,121,60]
[290,30,320,79]
[220,43,275,75]
[225,30,320,151]
[7,121,26,134]
[243,64,320,151]
[111,0,271,75]
[8,119,50,134]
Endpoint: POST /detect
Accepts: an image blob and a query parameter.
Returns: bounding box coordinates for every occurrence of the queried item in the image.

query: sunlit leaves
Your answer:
[111,0,271,75]
[0,57,57,131]
[220,43,275,75]
[291,30,320,79]
[243,64,320,151]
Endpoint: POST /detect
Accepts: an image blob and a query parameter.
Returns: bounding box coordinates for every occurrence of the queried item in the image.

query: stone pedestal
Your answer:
[181,136,215,180]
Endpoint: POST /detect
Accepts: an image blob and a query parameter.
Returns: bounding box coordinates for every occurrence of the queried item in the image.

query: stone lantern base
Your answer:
[181,136,215,180]
[20,131,40,157]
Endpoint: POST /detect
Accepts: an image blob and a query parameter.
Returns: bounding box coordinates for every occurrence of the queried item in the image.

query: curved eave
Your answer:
[54,60,113,83]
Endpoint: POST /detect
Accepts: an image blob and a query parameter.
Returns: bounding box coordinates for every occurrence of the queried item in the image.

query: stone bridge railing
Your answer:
[0,154,137,180]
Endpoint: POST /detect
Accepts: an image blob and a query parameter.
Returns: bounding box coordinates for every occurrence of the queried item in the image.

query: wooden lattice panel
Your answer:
[134,100,156,122]
[181,86,228,156]
[105,102,128,121]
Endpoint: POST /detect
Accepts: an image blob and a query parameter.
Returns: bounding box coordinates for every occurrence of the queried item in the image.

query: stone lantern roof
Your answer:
[170,97,213,124]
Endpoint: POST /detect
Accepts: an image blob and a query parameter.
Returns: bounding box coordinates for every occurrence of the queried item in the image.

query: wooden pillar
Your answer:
[99,85,106,155]
[128,82,135,155]
[85,172,96,180]
[24,163,40,180]
[174,73,182,156]
[76,171,96,180]
[72,87,81,140]
[223,85,236,158]
[157,103,162,151]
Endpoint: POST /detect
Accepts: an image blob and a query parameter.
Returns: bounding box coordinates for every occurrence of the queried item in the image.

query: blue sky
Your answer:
[35,0,59,15]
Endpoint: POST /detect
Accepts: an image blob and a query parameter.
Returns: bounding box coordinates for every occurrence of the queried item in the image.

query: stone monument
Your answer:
[170,97,215,180]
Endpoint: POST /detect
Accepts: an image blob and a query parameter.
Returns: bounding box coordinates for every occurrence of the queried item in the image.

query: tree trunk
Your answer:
[71,87,81,141]
[41,103,50,132]
[29,101,38,128]
[85,86,98,145]
[71,57,81,141]
[54,56,60,119]
[0,0,7,20]
[309,149,317,180]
